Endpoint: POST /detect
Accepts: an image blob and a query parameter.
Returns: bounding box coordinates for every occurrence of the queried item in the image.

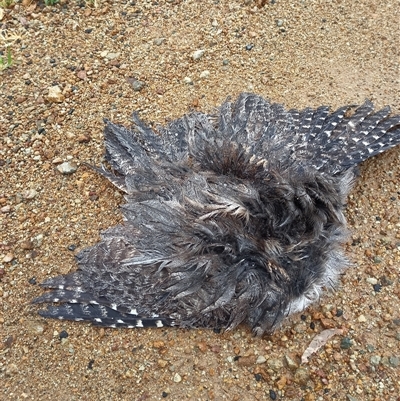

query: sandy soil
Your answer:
[1,0,399,400]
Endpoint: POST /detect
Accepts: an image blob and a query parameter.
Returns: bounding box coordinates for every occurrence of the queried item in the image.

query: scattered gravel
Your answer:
[1,1,399,400]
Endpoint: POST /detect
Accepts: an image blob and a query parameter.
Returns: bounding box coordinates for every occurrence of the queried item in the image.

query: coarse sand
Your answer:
[1,1,399,400]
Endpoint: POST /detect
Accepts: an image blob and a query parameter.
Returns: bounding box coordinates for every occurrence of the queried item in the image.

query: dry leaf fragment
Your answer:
[301,328,343,364]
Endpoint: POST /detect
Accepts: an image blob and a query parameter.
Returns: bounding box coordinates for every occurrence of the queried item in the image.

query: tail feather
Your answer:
[299,101,400,170]
[33,289,94,305]
[357,106,391,138]
[308,106,330,140]
[38,271,85,290]
[342,114,400,166]
[37,303,174,328]
[314,105,350,142]
[346,99,375,129]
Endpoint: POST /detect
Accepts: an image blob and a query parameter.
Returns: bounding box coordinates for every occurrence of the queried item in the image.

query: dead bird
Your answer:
[33,93,400,336]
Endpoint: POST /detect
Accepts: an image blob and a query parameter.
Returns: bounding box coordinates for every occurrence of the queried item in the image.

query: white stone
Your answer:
[256,355,267,364]
[47,86,64,103]
[192,49,205,60]
[173,373,182,383]
[200,70,210,79]
[358,314,367,323]
[57,161,78,175]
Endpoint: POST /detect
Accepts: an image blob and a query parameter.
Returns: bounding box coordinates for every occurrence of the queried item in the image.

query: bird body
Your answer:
[33,94,400,336]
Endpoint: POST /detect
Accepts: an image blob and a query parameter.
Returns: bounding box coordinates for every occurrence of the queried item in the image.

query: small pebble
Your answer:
[52,157,63,164]
[77,134,91,143]
[269,389,277,400]
[370,355,381,365]
[380,276,393,286]
[267,358,283,372]
[389,356,399,367]
[256,355,267,364]
[199,70,210,79]
[284,354,299,370]
[366,344,375,352]
[294,367,310,385]
[77,70,87,80]
[237,355,256,366]
[254,373,262,382]
[183,77,193,84]
[372,284,382,292]
[153,38,165,45]
[2,253,14,263]
[336,309,343,317]
[1,205,11,213]
[4,336,15,348]
[357,315,367,323]
[21,240,34,250]
[15,96,27,104]
[380,356,390,367]
[245,43,254,50]
[35,234,43,246]
[106,52,120,60]
[59,330,69,340]
[57,162,78,175]
[340,337,353,349]
[192,49,205,60]
[26,322,44,335]
[47,86,64,103]
[131,80,145,92]
[366,277,378,285]
[276,19,284,27]
[158,359,168,368]
[22,188,37,199]
[173,373,182,383]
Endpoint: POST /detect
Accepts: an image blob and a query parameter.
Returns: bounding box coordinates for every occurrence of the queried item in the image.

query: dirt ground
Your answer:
[1,0,399,400]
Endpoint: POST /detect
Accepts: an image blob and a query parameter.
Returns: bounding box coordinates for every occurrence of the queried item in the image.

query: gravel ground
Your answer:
[1,0,399,400]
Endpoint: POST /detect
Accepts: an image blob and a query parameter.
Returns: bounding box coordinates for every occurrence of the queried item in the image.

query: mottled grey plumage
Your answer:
[33,93,400,335]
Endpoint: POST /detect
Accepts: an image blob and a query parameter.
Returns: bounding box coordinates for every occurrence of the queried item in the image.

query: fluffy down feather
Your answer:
[33,93,400,335]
